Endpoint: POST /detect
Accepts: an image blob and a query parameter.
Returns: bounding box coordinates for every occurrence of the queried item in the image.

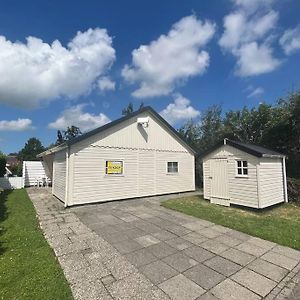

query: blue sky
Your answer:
[0,0,300,154]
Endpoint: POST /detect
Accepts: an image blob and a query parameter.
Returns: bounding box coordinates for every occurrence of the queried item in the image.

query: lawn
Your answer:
[162,195,300,251]
[0,189,72,300]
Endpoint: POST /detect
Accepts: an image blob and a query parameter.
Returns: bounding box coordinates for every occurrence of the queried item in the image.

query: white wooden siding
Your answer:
[23,161,48,186]
[69,145,194,206]
[259,158,285,207]
[72,112,191,154]
[52,150,67,202]
[203,145,260,208]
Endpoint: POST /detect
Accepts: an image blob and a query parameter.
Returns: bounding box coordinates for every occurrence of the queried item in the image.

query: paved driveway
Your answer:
[28,189,300,300]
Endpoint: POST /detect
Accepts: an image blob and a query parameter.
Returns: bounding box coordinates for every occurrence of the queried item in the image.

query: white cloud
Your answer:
[280,25,300,55]
[122,15,215,98]
[160,94,200,125]
[219,1,280,76]
[98,76,116,91]
[48,104,111,132]
[0,118,34,131]
[247,86,264,98]
[0,28,115,108]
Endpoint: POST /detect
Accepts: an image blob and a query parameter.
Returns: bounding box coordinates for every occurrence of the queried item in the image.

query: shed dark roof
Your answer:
[39,106,196,157]
[202,138,285,158]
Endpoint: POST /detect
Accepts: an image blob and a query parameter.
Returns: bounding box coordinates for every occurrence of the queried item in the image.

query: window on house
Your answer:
[105,160,123,175]
[167,162,178,173]
[237,160,248,176]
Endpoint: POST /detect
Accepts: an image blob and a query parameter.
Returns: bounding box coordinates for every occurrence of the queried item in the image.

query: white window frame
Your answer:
[105,160,124,176]
[236,160,248,177]
[167,161,179,174]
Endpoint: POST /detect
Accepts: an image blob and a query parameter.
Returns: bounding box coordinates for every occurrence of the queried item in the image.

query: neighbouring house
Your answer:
[202,138,288,209]
[38,107,196,207]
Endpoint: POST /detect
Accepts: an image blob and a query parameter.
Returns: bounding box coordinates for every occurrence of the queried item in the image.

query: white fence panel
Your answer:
[23,161,47,187]
[0,177,24,189]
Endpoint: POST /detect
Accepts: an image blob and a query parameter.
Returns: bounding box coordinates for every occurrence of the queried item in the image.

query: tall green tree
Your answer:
[122,102,144,116]
[63,126,82,141]
[0,151,6,177]
[18,138,45,161]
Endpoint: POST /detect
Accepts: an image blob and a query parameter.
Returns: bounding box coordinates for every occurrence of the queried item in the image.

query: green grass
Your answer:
[162,195,300,250]
[0,189,72,300]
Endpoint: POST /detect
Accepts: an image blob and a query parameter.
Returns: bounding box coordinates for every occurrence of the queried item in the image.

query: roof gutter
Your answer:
[37,144,68,158]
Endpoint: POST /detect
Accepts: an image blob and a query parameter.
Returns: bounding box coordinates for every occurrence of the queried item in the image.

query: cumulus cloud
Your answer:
[0,118,34,131]
[98,76,116,91]
[219,0,281,76]
[280,25,300,55]
[247,86,264,98]
[122,15,215,98]
[160,94,200,125]
[48,104,111,132]
[0,28,115,108]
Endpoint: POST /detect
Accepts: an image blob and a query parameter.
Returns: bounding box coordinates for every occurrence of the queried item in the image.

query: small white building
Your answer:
[202,138,288,209]
[38,107,196,207]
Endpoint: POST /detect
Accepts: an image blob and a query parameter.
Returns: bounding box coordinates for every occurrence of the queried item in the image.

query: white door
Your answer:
[211,158,229,200]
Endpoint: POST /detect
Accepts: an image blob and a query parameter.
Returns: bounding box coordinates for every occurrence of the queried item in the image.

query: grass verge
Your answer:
[0,189,72,299]
[162,195,300,250]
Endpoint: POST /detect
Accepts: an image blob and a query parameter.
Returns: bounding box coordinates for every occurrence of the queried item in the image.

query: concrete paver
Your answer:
[27,188,300,300]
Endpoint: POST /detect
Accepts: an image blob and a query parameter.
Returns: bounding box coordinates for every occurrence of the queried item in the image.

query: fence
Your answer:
[0,177,24,189]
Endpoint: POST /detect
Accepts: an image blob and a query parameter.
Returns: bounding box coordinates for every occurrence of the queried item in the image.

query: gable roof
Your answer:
[202,138,285,158]
[38,106,196,157]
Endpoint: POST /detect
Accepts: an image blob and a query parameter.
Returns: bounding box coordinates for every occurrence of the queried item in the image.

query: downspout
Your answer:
[282,157,288,203]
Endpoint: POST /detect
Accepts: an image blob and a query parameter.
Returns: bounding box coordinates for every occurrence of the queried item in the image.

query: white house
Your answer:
[202,138,288,209]
[38,107,196,207]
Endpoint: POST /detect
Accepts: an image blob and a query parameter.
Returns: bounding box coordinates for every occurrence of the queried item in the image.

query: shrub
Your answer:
[287,178,300,204]
[0,153,6,177]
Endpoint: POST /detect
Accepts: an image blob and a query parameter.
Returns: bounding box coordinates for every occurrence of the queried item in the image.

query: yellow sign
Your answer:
[106,161,123,174]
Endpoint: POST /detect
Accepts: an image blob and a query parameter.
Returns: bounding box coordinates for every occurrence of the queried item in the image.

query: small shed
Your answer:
[38,106,196,207]
[202,138,288,208]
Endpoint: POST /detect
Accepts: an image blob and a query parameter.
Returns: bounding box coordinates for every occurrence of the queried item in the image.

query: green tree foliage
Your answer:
[0,152,6,177]
[178,90,300,184]
[18,138,45,161]
[122,102,144,116]
[55,126,82,145]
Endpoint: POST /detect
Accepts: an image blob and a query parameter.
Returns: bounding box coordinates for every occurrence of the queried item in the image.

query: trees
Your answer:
[18,138,45,161]
[55,126,82,145]
[0,152,6,177]
[122,102,144,116]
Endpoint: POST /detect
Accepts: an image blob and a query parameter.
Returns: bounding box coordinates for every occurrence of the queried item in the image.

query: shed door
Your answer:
[211,158,229,199]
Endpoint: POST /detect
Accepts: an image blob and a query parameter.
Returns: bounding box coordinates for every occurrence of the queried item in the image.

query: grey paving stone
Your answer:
[231,268,277,297]
[184,245,215,263]
[235,241,269,257]
[214,234,242,247]
[165,224,191,236]
[165,237,193,250]
[182,221,205,231]
[200,239,229,254]
[140,260,178,285]
[182,232,208,246]
[125,248,157,267]
[261,251,299,270]
[211,278,260,300]
[119,215,139,222]
[197,292,220,300]
[101,231,130,244]
[220,248,256,266]
[184,263,225,290]
[124,228,147,239]
[152,230,177,241]
[210,225,232,234]
[135,234,160,247]
[197,227,222,239]
[227,230,251,242]
[247,258,289,282]
[247,237,276,250]
[163,252,198,272]
[101,274,116,286]
[147,242,178,259]
[112,239,144,254]
[204,256,242,276]
[272,245,300,260]
[159,274,205,300]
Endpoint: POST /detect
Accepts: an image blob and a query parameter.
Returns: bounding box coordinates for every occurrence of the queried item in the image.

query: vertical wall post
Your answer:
[282,157,288,203]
